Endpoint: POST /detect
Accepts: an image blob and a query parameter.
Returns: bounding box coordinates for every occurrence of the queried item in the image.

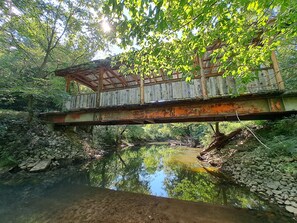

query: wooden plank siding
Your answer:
[64,67,279,110]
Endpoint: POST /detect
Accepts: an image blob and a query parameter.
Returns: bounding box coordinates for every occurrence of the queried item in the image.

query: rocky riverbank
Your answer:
[0,111,104,174]
[222,153,297,217]
[200,120,297,220]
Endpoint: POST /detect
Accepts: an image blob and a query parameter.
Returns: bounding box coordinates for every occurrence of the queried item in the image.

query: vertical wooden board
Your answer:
[262,69,271,90]
[258,71,266,91]
[186,82,191,98]
[125,89,129,105]
[172,82,177,99]
[101,92,106,106]
[83,95,86,108]
[217,76,225,95]
[130,88,134,104]
[145,86,150,102]
[193,79,202,98]
[160,83,164,100]
[176,81,183,99]
[117,90,122,105]
[110,91,114,106]
[119,90,123,105]
[72,96,76,109]
[96,93,99,107]
[268,68,277,89]
[188,82,194,98]
[113,91,118,106]
[70,97,74,109]
[102,92,107,106]
[206,78,212,97]
[126,89,131,104]
[226,76,237,95]
[159,84,163,101]
[103,92,108,106]
[75,96,78,109]
[167,83,173,100]
[175,82,181,99]
[154,84,161,101]
[81,95,85,108]
[87,94,90,108]
[99,92,103,107]
[130,88,135,104]
[74,96,78,109]
[135,87,140,103]
[145,86,150,103]
[90,94,93,107]
[84,95,87,108]
[165,83,170,100]
[136,87,140,103]
[151,85,156,101]
[117,90,121,105]
[76,95,80,109]
[181,81,188,99]
[79,95,83,108]
[151,85,155,102]
[209,77,216,97]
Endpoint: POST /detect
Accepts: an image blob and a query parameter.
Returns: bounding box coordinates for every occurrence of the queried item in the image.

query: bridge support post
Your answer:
[198,56,208,100]
[65,76,71,93]
[271,51,285,91]
[96,69,104,108]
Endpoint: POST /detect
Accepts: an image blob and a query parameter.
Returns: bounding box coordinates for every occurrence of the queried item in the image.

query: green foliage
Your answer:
[225,116,297,176]
[277,38,297,90]
[0,0,107,112]
[0,151,17,168]
[104,0,297,82]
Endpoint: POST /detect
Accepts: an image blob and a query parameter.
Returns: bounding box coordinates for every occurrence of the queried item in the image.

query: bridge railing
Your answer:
[64,66,279,110]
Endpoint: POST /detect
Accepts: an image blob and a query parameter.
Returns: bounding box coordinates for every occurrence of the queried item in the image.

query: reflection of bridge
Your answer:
[40,48,297,125]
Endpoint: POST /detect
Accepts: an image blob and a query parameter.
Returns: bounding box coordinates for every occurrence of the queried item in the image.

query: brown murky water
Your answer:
[0,145,295,223]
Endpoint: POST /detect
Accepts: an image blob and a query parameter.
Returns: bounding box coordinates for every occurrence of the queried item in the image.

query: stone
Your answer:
[30,159,51,172]
[267,181,281,190]
[0,166,14,174]
[272,189,282,195]
[285,206,297,215]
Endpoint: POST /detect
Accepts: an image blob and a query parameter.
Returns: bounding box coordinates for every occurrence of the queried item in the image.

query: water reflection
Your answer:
[88,145,267,210]
[0,145,295,223]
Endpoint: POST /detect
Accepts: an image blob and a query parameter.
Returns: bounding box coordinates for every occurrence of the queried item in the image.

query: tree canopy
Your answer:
[104,0,297,81]
[0,0,107,111]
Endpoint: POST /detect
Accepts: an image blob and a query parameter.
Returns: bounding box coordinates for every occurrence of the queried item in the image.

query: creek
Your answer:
[0,145,294,222]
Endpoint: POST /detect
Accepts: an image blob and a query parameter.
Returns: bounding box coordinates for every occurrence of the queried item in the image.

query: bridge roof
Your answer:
[55,44,226,92]
[55,59,189,91]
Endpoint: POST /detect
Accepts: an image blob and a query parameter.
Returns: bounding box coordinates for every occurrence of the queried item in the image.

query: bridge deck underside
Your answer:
[40,93,297,126]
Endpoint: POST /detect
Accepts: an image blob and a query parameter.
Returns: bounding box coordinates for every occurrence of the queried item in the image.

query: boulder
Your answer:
[285,206,297,215]
[30,159,51,172]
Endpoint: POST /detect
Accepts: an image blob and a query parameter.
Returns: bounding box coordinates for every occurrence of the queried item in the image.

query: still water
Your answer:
[0,145,295,223]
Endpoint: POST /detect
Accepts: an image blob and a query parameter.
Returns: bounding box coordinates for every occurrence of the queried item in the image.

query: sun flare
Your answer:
[102,20,111,33]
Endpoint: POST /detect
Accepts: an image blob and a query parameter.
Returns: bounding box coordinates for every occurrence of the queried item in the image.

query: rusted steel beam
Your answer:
[40,93,297,126]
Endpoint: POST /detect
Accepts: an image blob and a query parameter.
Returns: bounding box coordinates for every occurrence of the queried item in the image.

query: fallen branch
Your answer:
[200,128,242,156]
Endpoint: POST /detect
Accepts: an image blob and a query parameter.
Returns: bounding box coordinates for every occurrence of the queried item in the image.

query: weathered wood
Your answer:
[200,128,242,156]
[96,69,104,108]
[65,76,71,93]
[271,51,285,90]
[140,77,144,104]
[198,57,208,99]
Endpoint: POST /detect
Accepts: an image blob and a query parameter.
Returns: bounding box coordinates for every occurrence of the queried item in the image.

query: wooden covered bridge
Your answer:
[40,47,297,125]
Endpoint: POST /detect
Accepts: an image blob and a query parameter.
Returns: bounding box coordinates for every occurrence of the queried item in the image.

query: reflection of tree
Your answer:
[164,166,267,209]
[88,147,151,194]
[87,145,268,210]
